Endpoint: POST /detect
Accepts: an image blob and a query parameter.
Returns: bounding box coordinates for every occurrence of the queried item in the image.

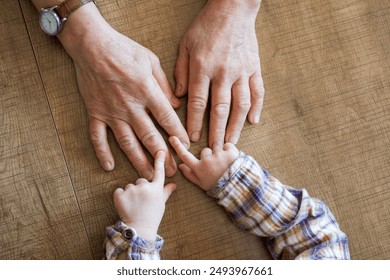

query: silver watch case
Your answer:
[39,7,65,36]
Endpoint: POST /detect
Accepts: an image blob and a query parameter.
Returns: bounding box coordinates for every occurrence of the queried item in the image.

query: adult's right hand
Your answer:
[57,3,190,179]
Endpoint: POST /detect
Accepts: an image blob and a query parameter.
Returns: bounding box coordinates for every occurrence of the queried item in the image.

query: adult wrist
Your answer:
[56,2,109,57]
[32,0,64,10]
[206,0,261,17]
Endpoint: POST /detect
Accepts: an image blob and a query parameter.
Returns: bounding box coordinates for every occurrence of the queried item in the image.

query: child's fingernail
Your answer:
[228,136,238,144]
[190,131,200,142]
[183,140,190,149]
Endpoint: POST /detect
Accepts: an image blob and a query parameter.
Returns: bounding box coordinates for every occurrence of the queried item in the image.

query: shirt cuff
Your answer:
[207,151,247,199]
[104,220,163,260]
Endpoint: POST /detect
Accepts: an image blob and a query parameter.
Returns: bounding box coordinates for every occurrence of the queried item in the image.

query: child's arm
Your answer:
[104,151,176,260]
[170,137,350,260]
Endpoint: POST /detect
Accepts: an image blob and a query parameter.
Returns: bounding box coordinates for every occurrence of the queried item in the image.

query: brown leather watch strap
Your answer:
[55,0,95,19]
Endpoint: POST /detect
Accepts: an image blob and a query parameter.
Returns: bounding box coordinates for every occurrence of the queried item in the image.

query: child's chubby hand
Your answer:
[169,136,239,191]
[113,151,176,241]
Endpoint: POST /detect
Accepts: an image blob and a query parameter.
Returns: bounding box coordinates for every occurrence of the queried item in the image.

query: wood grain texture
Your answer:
[1,0,389,259]
[0,0,92,259]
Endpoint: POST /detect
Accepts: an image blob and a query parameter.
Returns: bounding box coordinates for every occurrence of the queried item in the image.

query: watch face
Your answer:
[39,10,61,36]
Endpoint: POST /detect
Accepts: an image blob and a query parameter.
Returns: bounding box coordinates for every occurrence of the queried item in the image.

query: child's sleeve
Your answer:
[207,152,350,260]
[103,220,163,260]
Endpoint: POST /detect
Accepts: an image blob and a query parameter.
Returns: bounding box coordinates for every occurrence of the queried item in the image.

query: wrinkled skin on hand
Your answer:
[175,0,264,148]
[61,17,189,178]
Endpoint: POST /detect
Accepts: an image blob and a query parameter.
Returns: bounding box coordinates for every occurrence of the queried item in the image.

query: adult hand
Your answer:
[57,4,190,178]
[169,136,239,191]
[113,151,176,240]
[175,0,264,148]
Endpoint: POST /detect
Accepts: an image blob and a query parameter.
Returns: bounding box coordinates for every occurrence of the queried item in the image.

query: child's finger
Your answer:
[124,184,134,190]
[178,163,199,185]
[200,147,212,159]
[152,150,166,183]
[163,183,177,202]
[169,136,198,167]
[135,178,148,185]
[223,142,236,150]
[114,187,124,196]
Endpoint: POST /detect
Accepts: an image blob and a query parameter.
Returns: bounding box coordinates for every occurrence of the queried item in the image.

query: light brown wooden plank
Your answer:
[19,0,390,260]
[257,0,390,259]
[0,0,93,259]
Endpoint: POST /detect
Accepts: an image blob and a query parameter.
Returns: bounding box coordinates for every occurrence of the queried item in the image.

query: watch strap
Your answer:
[56,0,95,19]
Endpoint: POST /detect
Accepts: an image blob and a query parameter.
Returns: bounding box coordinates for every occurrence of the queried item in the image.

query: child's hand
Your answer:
[113,151,176,240]
[169,136,239,191]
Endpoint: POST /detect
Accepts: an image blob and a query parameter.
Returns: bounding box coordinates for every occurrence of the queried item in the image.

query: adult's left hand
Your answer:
[174,0,265,147]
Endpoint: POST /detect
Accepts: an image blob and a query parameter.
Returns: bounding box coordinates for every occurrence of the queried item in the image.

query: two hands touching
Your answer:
[32,0,263,241]
[113,137,239,241]
[54,0,264,178]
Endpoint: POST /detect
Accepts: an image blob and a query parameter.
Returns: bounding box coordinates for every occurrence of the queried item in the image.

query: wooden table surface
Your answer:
[1,0,389,259]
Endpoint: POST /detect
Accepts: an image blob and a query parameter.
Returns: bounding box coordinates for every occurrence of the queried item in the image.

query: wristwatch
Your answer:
[39,0,95,36]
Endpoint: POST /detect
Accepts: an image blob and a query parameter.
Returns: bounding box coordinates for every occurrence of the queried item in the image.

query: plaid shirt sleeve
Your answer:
[207,152,350,260]
[103,220,163,260]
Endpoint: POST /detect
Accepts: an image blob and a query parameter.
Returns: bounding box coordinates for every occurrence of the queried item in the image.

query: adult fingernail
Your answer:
[171,96,180,107]
[144,170,154,180]
[190,131,201,142]
[166,164,176,177]
[175,85,182,96]
[102,161,113,171]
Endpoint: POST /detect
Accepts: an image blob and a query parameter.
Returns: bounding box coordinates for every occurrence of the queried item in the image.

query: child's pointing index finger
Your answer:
[152,150,166,183]
[169,136,198,167]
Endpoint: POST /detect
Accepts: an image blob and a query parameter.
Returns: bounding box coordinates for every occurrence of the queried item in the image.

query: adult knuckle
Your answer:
[192,55,204,66]
[90,132,103,144]
[157,110,176,129]
[141,131,160,148]
[213,102,230,117]
[189,97,207,113]
[117,135,137,152]
[90,134,107,153]
[236,98,251,111]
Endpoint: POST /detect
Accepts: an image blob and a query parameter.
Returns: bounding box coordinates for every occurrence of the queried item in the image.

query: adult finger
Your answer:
[248,70,265,124]
[187,67,210,142]
[124,184,134,190]
[174,43,189,98]
[152,151,166,183]
[128,108,177,177]
[225,78,251,144]
[152,61,181,109]
[169,136,198,168]
[89,117,114,171]
[110,121,154,180]
[146,81,190,149]
[209,80,231,149]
